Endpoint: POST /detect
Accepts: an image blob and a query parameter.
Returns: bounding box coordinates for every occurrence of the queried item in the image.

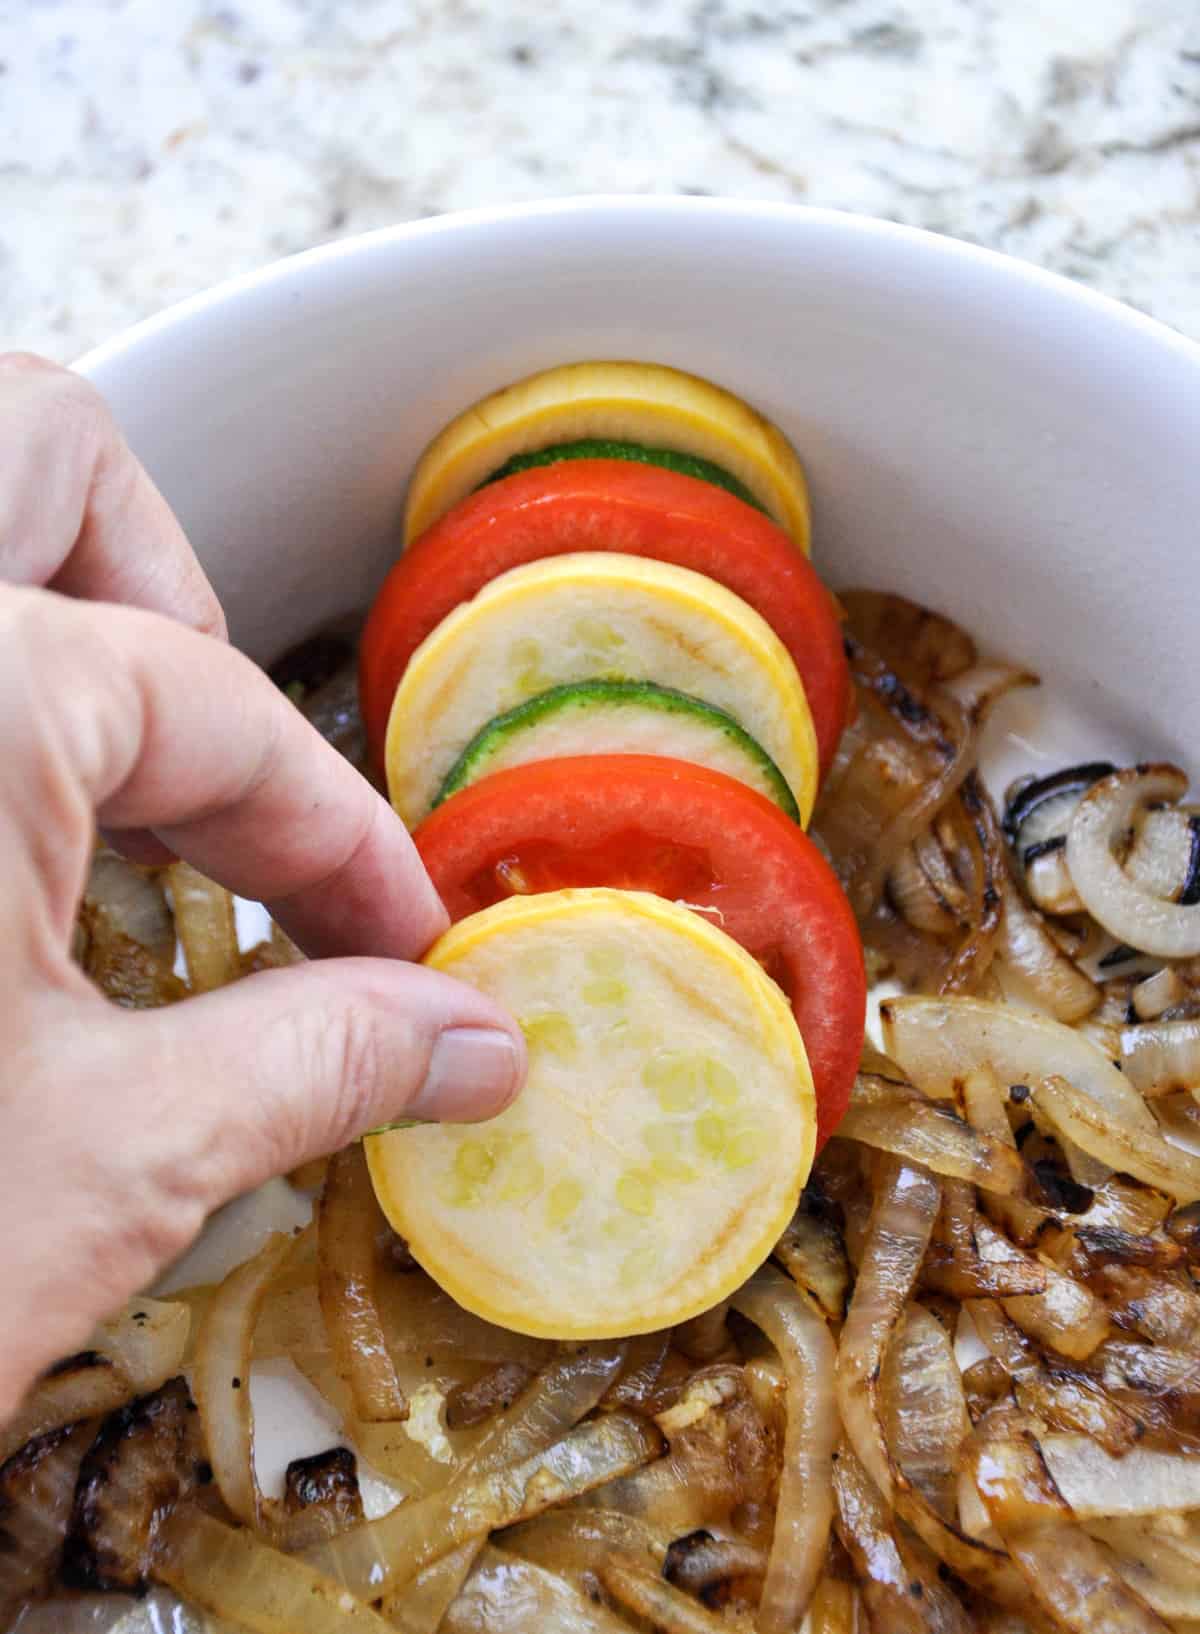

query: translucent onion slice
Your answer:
[383,1542,479,1634]
[968,1417,1171,1633]
[598,1553,731,1634]
[836,1157,940,1503]
[154,1505,391,1633]
[377,1339,627,1622]
[882,994,1157,1186]
[503,1506,670,1580]
[731,1266,836,1630]
[193,1231,295,1532]
[1041,1435,1200,1518]
[832,1442,973,1634]
[771,1209,850,1323]
[835,1160,1026,1603]
[943,662,1039,727]
[1068,766,1200,958]
[85,850,175,956]
[374,1268,552,1370]
[809,1573,858,1634]
[1034,1074,1200,1204]
[1089,1518,1200,1621]
[971,1215,1111,1361]
[440,1545,631,1634]
[841,1074,1026,1194]
[1120,1018,1200,1097]
[997,884,1099,1024]
[317,1146,407,1424]
[881,1304,971,1521]
[166,861,240,992]
[301,1410,659,1599]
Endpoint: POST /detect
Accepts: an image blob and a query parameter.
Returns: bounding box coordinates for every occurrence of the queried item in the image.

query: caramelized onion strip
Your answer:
[317,1147,407,1424]
[731,1266,836,1629]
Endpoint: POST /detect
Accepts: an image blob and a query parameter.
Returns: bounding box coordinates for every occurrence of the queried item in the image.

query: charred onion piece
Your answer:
[61,1376,204,1593]
[77,851,184,1008]
[299,660,371,780]
[771,1204,850,1323]
[1034,1074,1200,1204]
[0,1300,189,1465]
[1003,763,1115,916]
[0,1422,95,1618]
[661,1528,766,1600]
[582,1366,777,1536]
[269,629,357,698]
[818,633,976,916]
[444,1362,536,1429]
[971,1215,1111,1361]
[839,589,977,685]
[283,1446,364,1545]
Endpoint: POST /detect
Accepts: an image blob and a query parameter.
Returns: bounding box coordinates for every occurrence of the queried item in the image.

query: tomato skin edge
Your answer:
[413,755,866,1151]
[361,460,849,781]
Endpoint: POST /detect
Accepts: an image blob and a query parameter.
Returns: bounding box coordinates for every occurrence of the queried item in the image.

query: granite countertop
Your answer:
[2,0,1199,360]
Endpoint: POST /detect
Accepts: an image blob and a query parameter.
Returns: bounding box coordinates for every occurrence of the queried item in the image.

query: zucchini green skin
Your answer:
[435,679,801,821]
[480,439,768,513]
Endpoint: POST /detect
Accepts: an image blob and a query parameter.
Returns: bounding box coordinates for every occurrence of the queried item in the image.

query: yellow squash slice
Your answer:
[403,360,811,551]
[385,552,819,827]
[367,889,816,1339]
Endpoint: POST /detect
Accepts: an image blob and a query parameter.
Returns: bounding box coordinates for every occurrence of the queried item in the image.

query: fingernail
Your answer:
[407,1027,523,1122]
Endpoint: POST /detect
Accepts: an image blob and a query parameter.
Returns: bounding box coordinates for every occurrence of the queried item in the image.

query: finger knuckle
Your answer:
[253,991,386,1159]
[6,354,109,434]
[0,350,68,380]
[314,997,386,1145]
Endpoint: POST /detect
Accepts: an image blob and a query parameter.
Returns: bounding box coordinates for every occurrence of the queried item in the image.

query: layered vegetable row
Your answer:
[360,361,867,1153]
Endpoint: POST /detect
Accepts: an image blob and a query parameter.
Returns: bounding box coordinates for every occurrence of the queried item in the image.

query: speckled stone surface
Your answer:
[2,0,1199,360]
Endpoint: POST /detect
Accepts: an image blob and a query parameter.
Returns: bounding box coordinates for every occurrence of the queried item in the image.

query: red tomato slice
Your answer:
[361,460,849,782]
[413,756,866,1150]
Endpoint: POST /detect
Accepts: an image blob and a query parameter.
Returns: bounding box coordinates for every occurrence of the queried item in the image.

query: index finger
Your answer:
[0,354,227,639]
[6,587,447,961]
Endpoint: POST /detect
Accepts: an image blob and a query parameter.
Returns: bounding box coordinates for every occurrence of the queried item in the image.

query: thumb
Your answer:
[0,961,526,1412]
[128,957,528,1206]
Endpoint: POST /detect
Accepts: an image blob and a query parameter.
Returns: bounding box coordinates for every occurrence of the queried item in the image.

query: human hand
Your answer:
[0,355,526,1420]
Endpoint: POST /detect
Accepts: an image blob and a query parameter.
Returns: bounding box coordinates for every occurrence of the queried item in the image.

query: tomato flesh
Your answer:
[414,756,866,1149]
[361,460,849,781]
